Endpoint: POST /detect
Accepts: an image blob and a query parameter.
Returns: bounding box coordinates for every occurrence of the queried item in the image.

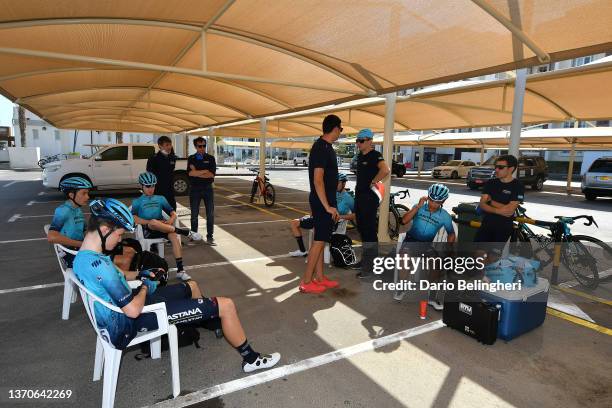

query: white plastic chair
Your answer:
[308,218,349,266]
[67,269,180,408]
[45,224,79,320]
[132,209,177,258]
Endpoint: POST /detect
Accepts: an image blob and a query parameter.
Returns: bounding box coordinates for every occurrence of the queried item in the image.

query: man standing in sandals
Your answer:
[299,115,342,294]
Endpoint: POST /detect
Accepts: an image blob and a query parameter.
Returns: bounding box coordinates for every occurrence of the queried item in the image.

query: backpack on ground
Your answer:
[135,325,200,360]
[330,233,357,267]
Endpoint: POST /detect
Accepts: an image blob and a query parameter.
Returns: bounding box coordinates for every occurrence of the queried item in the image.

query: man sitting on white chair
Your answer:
[131,172,202,281]
[289,172,355,257]
[74,198,281,373]
[47,177,94,267]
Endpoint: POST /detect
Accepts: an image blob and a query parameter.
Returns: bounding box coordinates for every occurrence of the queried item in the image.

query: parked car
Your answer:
[431,160,476,179]
[581,156,612,200]
[293,152,309,166]
[42,143,192,195]
[350,155,405,178]
[467,156,548,191]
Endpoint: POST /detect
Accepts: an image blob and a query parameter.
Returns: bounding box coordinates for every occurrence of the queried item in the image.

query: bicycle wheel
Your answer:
[388,204,409,239]
[249,180,258,203]
[510,228,535,259]
[560,235,612,289]
[263,183,275,207]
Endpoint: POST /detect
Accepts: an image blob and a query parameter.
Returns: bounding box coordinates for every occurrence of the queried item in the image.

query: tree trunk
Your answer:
[18,106,26,147]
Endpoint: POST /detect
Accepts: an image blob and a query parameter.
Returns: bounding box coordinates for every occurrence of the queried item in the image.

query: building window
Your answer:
[54,130,60,141]
[107,132,112,142]
[32,129,39,141]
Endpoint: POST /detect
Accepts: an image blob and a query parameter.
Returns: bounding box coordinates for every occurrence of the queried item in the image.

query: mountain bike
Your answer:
[511,205,611,289]
[248,168,275,207]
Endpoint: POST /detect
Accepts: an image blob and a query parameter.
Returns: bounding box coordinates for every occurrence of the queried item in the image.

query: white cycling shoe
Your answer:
[188,231,203,241]
[242,352,281,373]
[289,249,308,257]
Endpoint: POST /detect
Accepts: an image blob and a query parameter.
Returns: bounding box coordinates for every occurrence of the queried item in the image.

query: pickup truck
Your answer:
[41,143,191,195]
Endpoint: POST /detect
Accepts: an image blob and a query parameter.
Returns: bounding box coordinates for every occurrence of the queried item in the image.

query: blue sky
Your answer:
[0,95,13,128]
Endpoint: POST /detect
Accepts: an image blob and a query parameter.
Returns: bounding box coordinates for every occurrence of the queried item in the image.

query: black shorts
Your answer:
[309,195,335,242]
[299,216,314,230]
[144,226,168,240]
[136,283,220,329]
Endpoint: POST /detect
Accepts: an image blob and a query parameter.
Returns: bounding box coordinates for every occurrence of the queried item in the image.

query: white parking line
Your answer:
[3,180,20,188]
[0,282,64,295]
[7,214,20,222]
[26,200,63,206]
[147,320,445,408]
[38,191,45,196]
[0,237,47,244]
[217,220,287,227]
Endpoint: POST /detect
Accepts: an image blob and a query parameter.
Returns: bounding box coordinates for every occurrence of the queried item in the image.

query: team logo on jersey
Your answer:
[502,189,511,194]
[91,259,102,268]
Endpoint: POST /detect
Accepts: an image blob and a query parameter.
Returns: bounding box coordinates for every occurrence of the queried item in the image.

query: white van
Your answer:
[293,152,309,166]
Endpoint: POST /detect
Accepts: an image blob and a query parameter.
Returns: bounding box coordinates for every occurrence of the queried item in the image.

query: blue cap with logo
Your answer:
[357,128,374,140]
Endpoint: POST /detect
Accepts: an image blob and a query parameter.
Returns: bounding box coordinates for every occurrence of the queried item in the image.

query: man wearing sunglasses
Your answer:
[187,137,217,246]
[353,128,390,279]
[299,114,342,294]
[474,154,524,245]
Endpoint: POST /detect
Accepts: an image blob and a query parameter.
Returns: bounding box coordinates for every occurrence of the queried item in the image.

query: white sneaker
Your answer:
[242,352,281,373]
[289,249,308,257]
[176,271,192,281]
[188,231,203,241]
[428,300,444,311]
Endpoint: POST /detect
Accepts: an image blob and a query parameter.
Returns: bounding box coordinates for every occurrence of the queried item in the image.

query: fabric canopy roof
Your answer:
[338,127,612,149]
[202,58,612,138]
[0,0,610,134]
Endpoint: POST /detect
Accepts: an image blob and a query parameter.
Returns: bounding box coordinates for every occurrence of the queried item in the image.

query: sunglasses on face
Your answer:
[196,145,206,148]
[142,184,155,188]
[495,165,508,169]
[356,138,368,143]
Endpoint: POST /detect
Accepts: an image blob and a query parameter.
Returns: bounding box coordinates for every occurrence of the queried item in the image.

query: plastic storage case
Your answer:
[480,278,549,341]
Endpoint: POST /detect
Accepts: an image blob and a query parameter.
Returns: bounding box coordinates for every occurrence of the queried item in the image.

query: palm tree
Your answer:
[17,106,26,147]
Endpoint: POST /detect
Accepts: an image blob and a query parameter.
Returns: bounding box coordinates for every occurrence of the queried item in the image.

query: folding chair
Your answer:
[44,224,79,320]
[67,269,180,408]
[132,210,177,258]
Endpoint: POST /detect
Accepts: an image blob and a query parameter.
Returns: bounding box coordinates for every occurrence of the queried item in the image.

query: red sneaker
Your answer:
[299,280,327,294]
[314,276,339,289]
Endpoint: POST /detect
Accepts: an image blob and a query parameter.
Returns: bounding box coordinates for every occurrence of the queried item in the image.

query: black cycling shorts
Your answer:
[299,216,314,230]
[135,283,220,330]
[144,226,168,240]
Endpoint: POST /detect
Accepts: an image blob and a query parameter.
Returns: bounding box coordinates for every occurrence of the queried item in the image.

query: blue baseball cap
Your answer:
[357,128,374,140]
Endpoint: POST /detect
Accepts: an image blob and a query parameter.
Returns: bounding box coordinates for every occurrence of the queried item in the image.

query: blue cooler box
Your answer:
[480,278,549,341]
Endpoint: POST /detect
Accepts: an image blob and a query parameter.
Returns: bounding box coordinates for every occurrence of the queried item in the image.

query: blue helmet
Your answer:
[428,183,449,202]
[89,198,135,232]
[138,172,157,186]
[337,173,348,182]
[59,176,93,192]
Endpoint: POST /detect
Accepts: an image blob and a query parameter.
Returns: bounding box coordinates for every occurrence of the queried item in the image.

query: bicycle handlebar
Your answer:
[390,189,410,199]
[554,214,598,227]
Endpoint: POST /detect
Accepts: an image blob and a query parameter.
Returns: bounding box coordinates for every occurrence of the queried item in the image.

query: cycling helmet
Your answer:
[337,173,348,182]
[59,176,92,192]
[428,183,449,202]
[89,198,135,232]
[138,172,157,186]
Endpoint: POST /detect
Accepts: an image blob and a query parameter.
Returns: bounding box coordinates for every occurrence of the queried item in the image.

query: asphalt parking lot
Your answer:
[0,167,610,408]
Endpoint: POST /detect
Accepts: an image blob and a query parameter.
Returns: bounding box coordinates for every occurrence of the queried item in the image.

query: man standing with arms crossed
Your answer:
[188,137,217,246]
[353,129,390,279]
[299,115,343,294]
[147,136,178,210]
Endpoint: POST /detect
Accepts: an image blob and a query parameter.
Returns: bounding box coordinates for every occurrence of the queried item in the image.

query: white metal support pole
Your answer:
[417,145,424,177]
[208,127,216,160]
[480,142,485,164]
[377,92,396,243]
[567,122,579,195]
[509,68,527,161]
[258,118,267,203]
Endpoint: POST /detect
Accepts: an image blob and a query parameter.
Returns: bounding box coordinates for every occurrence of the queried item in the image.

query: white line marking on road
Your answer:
[217,219,286,227]
[26,200,63,206]
[3,180,19,188]
[0,282,64,294]
[9,212,92,220]
[226,193,242,199]
[147,320,446,408]
[558,269,612,288]
[0,237,47,244]
[38,191,45,196]
[7,214,20,222]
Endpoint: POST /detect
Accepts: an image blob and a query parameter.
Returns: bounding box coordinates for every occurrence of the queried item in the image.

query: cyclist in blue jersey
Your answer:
[401,184,456,243]
[74,198,280,373]
[132,172,203,281]
[47,177,92,267]
[289,173,356,257]
[397,184,456,310]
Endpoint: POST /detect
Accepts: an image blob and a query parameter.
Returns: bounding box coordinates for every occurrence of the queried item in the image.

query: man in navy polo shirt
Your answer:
[187,137,217,246]
[299,115,342,294]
